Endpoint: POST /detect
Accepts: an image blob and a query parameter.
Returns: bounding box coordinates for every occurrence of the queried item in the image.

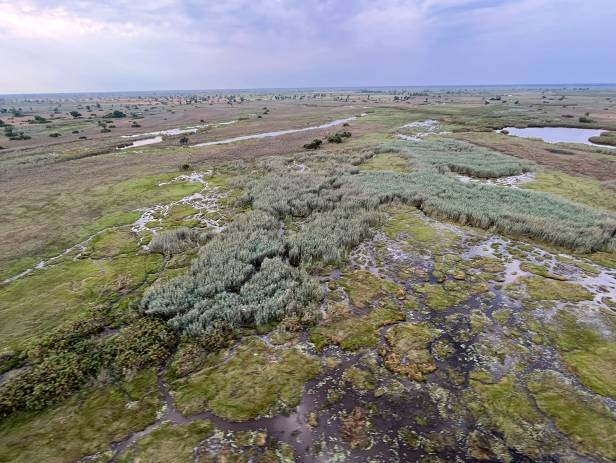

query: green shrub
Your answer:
[149,228,207,256]
[303,139,322,150]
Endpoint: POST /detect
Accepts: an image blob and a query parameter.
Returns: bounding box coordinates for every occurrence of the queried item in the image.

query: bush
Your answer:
[0,316,173,415]
[149,228,207,256]
[49,132,61,138]
[303,139,322,150]
[328,131,352,143]
[103,110,127,119]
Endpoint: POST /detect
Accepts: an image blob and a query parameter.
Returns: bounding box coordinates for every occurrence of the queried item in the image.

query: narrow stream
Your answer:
[2,172,224,285]
[193,114,366,147]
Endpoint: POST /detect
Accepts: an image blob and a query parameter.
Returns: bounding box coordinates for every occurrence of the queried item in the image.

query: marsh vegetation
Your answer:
[1,87,616,462]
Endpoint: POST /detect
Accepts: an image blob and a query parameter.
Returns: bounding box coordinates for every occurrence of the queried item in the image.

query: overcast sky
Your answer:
[1,0,615,94]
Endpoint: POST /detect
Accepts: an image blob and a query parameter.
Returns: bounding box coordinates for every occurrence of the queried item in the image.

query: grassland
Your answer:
[1,87,616,462]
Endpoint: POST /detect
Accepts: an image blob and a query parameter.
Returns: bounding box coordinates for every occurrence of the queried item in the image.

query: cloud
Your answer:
[0,0,614,93]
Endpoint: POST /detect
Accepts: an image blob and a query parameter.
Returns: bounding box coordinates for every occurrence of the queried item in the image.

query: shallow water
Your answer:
[119,136,163,149]
[396,119,449,141]
[119,121,238,149]
[502,126,613,148]
[193,115,363,147]
[455,171,535,188]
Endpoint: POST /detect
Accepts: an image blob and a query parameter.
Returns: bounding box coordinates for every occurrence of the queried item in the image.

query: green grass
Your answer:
[0,369,160,463]
[382,205,459,252]
[522,170,616,211]
[359,153,412,172]
[1,171,202,281]
[379,138,532,178]
[351,171,616,252]
[0,254,163,351]
[589,130,616,147]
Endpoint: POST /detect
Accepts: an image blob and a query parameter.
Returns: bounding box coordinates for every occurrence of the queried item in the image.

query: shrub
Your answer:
[49,132,61,138]
[0,316,173,415]
[149,228,207,256]
[103,110,127,119]
[303,139,322,150]
[31,115,48,124]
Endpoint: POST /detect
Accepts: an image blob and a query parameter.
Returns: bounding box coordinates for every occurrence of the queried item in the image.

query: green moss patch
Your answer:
[336,270,403,308]
[528,371,616,461]
[510,276,593,303]
[118,419,215,463]
[0,369,160,463]
[415,280,490,311]
[546,309,616,399]
[467,374,549,458]
[171,337,320,421]
[519,262,567,281]
[310,302,405,351]
[342,366,376,392]
[381,322,438,381]
[382,206,458,253]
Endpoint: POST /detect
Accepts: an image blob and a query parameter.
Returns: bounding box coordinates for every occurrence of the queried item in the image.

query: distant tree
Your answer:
[69,111,82,118]
[103,110,127,119]
[179,136,189,145]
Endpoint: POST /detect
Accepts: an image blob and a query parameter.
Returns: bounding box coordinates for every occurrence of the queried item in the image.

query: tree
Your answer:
[103,110,126,119]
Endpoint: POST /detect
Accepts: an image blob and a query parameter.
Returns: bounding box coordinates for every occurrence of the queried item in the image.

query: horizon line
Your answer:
[2,82,616,98]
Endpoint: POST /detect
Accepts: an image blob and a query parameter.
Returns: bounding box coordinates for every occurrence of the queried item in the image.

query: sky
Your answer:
[1,0,615,94]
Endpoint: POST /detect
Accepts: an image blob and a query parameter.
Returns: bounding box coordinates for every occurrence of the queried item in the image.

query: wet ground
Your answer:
[93,205,616,463]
